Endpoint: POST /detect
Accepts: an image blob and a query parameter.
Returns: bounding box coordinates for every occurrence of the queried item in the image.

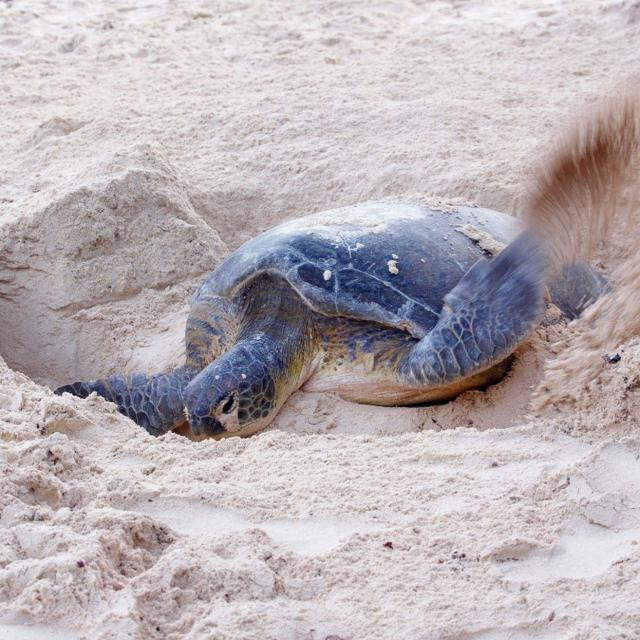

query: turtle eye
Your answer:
[221,393,237,415]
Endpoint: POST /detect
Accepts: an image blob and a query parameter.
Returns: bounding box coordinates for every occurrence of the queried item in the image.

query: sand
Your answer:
[1,1,640,638]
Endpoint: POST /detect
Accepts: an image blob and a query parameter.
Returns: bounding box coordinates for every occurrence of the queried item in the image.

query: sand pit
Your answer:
[2,1,640,638]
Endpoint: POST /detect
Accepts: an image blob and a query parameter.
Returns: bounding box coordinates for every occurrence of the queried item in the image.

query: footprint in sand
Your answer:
[129,496,381,555]
[497,442,640,583]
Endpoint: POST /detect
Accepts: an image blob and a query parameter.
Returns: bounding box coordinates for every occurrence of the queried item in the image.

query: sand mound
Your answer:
[2,1,640,639]
[0,128,225,385]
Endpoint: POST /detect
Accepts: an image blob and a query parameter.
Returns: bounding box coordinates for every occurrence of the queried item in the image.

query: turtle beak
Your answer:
[186,410,226,437]
[183,370,229,437]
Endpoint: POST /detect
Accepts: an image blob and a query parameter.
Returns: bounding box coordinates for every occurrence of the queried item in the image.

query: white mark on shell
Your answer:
[387,259,399,275]
[214,375,220,380]
[355,242,365,249]
[391,253,399,260]
[323,269,332,281]
[420,258,426,263]
[241,373,247,379]
[455,223,505,255]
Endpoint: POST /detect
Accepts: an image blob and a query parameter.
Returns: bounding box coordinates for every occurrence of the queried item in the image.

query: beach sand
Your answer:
[1,1,640,638]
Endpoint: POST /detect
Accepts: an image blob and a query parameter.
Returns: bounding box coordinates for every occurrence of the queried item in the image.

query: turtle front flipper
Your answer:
[55,366,198,436]
[399,232,547,386]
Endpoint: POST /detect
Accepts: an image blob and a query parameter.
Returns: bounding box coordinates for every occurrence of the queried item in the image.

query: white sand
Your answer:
[1,1,640,638]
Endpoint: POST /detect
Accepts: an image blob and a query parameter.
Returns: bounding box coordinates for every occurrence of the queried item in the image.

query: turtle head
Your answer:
[183,340,277,438]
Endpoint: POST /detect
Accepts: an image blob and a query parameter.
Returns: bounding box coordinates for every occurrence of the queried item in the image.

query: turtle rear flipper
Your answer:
[400,232,547,386]
[55,366,197,436]
[548,260,609,320]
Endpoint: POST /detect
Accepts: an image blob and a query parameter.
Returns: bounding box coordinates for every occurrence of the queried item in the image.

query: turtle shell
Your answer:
[198,202,520,338]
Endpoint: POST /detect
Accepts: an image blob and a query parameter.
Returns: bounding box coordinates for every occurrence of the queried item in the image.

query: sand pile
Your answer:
[2,1,640,639]
[525,93,640,426]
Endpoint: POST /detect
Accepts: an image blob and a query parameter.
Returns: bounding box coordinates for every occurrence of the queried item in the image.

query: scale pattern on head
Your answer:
[184,275,312,437]
[183,338,278,436]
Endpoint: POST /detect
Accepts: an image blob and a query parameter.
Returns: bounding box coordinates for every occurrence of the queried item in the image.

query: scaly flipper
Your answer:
[55,366,198,435]
[399,232,547,386]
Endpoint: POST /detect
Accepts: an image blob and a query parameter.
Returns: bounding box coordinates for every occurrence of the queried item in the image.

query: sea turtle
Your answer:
[55,202,606,438]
